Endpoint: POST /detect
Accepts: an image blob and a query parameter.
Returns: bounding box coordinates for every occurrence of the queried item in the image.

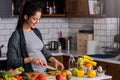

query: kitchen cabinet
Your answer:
[0,0,12,18]
[96,60,120,80]
[12,0,105,17]
[66,0,106,17]
[12,0,66,17]
[66,0,89,17]
[0,0,106,17]
[105,0,120,17]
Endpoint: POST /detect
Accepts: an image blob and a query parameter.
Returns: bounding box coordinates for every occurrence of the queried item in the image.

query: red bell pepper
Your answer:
[17,76,22,80]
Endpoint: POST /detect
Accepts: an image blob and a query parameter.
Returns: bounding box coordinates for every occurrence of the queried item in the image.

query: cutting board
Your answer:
[26,72,54,79]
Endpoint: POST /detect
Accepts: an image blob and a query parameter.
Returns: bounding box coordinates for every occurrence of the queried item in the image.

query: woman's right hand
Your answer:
[30,57,46,67]
[24,57,46,67]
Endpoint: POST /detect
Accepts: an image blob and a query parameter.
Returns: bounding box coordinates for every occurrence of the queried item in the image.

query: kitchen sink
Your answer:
[88,54,118,59]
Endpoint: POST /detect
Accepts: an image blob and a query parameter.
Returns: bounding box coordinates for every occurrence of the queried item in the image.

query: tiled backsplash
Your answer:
[94,18,119,47]
[0,17,119,56]
[0,18,69,56]
[69,18,94,50]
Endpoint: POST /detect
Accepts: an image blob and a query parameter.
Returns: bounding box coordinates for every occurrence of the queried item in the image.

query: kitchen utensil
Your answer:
[58,38,66,50]
[47,65,57,70]
[47,41,59,50]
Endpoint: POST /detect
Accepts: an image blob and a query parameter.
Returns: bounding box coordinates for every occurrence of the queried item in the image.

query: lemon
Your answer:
[71,68,78,76]
[87,70,96,78]
[77,70,84,77]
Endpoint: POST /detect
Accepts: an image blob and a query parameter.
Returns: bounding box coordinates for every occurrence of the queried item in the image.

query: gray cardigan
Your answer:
[7,28,52,72]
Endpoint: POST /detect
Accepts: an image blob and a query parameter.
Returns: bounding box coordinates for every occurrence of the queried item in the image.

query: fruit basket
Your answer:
[70,55,105,78]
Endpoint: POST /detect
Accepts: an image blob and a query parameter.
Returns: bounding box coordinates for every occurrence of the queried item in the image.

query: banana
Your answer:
[83,58,97,66]
[83,55,94,61]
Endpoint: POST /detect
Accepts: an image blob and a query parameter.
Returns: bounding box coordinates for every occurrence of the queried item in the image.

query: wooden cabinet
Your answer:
[41,0,106,17]
[96,60,120,80]
[0,0,106,17]
[12,0,66,17]
[107,63,120,80]
[66,0,89,17]
[66,0,106,17]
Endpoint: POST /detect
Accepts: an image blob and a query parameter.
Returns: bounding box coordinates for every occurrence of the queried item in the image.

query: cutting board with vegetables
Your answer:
[0,67,54,80]
[26,72,54,79]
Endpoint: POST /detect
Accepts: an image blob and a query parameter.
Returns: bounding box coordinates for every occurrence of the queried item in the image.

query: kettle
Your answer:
[47,41,59,50]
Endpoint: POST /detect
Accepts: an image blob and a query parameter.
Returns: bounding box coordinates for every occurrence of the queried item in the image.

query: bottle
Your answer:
[49,6,53,14]
[58,43,62,53]
[46,1,49,14]
[53,1,56,14]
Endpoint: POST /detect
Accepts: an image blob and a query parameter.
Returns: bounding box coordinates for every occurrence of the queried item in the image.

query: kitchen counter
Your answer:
[0,50,120,65]
[48,75,112,80]
[50,50,120,64]
[50,50,83,57]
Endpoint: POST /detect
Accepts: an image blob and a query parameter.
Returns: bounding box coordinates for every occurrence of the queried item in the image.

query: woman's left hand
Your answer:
[48,57,64,71]
[54,59,64,70]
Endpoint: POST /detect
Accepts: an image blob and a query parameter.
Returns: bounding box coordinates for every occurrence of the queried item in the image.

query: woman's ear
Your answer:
[24,15,28,20]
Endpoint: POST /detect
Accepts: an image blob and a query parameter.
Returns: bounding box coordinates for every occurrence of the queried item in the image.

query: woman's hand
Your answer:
[24,57,46,67]
[48,57,64,71]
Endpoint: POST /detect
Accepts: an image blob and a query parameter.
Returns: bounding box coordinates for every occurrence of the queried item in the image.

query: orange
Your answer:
[87,70,96,78]
[85,63,92,68]
[61,71,67,77]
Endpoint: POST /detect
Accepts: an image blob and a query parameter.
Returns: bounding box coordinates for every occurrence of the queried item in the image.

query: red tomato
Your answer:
[31,73,38,80]
[37,74,46,80]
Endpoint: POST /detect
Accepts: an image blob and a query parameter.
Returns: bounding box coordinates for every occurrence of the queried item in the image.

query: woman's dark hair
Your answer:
[16,0,41,29]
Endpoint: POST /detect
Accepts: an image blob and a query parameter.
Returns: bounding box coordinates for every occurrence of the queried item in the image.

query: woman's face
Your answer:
[25,11,41,28]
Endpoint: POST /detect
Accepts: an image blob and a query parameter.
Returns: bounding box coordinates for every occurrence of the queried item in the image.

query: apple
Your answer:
[66,70,72,80]
[56,74,67,80]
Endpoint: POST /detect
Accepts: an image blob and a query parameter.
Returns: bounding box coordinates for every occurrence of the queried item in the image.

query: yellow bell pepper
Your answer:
[8,77,17,80]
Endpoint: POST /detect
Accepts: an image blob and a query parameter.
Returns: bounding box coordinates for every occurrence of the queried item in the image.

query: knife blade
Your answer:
[47,65,57,70]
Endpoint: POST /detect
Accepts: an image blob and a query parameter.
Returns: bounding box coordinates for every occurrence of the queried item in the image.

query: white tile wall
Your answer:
[0,17,119,56]
[0,18,69,56]
[94,18,119,47]
[69,18,94,50]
